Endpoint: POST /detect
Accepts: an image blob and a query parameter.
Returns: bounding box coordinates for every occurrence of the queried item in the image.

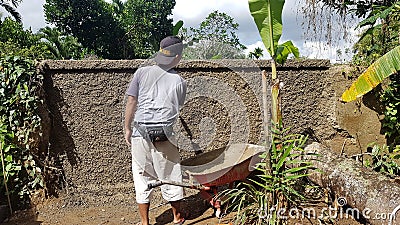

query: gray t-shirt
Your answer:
[126,65,187,126]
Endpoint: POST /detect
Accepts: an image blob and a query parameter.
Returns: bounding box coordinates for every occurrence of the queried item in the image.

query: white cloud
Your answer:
[0,0,46,32]
[173,0,259,46]
[173,0,252,39]
[302,41,354,63]
[173,0,248,21]
[19,0,46,31]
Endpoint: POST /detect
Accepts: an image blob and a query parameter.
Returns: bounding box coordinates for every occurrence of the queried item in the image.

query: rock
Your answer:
[305,142,400,225]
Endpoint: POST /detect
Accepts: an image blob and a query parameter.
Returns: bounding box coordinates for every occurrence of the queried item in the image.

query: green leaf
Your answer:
[341,46,400,102]
[173,20,184,36]
[358,5,395,28]
[283,185,305,199]
[275,40,299,64]
[249,178,271,190]
[358,3,399,28]
[285,173,309,180]
[4,145,12,153]
[32,176,42,187]
[248,0,285,56]
[284,166,310,174]
[5,163,12,171]
[356,25,382,45]
[211,55,222,59]
[286,159,306,165]
[276,144,292,170]
[5,154,12,162]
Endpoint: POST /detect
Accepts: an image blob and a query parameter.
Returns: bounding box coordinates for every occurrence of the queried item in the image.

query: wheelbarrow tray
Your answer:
[181,143,265,187]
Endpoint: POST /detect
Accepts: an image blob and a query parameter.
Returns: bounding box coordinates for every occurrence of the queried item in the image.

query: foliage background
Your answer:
[0,56,43,208]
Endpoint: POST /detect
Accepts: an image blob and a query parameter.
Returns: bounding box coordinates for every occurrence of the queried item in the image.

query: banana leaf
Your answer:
[248,0,285,56]
[275,40,299,64]
[341,46,400,102]
[173,20,183,36]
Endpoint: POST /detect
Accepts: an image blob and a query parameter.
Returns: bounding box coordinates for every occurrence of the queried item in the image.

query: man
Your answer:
[124,36,187,225]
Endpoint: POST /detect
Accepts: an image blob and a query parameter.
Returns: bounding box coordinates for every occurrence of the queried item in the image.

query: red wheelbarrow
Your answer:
[146,143,265,217]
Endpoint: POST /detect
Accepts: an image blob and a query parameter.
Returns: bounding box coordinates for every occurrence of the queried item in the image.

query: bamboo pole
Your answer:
[262,70,271,173]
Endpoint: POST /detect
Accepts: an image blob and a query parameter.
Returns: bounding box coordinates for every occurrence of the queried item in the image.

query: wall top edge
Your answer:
[38,59,331,71]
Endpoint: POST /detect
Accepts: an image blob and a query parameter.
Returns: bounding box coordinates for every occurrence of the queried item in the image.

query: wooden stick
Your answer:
[262,70,270,142]
[262,70,272,174]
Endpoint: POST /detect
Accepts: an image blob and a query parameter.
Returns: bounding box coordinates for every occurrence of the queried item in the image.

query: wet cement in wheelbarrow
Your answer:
[181,144,264,180]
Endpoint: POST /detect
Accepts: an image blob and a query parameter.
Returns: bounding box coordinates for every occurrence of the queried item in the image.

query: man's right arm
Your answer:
[124,95,137,146]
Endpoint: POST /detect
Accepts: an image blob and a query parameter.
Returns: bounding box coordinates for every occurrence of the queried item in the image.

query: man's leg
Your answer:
[138,203,150,225]
[153,140,185,223]
[131,137,155,225]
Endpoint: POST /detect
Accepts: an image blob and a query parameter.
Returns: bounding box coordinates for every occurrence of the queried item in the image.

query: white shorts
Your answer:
[131,137,184,204]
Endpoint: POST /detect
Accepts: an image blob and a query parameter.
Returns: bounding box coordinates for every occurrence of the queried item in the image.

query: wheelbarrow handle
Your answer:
[146,180,210,191]
[147,181,164,190]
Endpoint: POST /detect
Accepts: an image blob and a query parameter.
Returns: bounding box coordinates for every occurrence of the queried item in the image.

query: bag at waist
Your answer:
[135,123,173,142]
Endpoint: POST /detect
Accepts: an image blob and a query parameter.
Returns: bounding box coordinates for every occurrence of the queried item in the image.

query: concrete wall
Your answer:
[39,59,385,205]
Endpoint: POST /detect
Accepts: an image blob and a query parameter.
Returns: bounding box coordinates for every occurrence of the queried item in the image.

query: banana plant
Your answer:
[248,0,299,125]
[248,0,299,224]
[248,0,299,174]
[341,45,400,102]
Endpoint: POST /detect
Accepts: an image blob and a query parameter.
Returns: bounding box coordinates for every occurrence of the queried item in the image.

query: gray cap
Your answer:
[154,36,183,65]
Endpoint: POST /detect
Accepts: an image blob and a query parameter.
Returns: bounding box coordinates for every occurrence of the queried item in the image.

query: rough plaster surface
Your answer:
[326,65,386,156]
[39,59,384,205]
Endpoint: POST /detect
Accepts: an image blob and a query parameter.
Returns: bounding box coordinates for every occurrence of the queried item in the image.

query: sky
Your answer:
[3,0,361,62]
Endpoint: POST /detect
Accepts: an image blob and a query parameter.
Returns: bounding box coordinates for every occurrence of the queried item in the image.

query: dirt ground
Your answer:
[2,191,233,225]
[2,188,364,225]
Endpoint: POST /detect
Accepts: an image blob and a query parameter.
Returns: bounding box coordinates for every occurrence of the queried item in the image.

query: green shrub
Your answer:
[381,74,400,146]
[365,144,400,176]
[0,18,50,59]
[0,55,44,209]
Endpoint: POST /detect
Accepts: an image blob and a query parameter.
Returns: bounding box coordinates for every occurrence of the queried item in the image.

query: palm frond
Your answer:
[0,2,22,23]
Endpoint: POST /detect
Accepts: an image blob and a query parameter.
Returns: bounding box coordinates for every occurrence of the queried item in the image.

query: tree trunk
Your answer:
[305,142,400,225]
